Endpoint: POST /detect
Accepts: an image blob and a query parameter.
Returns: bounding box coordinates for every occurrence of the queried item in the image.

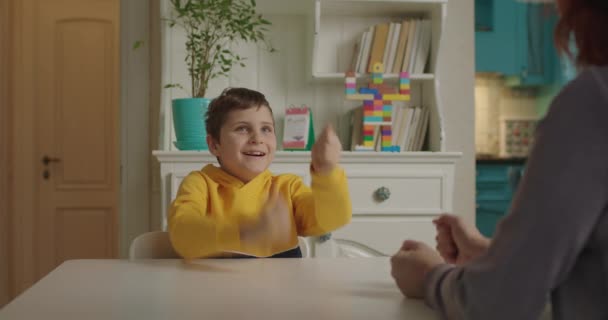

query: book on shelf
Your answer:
[373,126,382,152]
[382,23,395,72]
[407,106,422,151]
[349,39,361,73]
[392,21,410,74]
[401,19,417,73]
[391,105,403,146]
[354,32,366,73]
[385,22,401,74]
[412,20,432,74]
[399,107,416,151]
[406,19,421,73]
[350,106,363,151]
[367,23,388,73]
[358,27,374,74]
[348,18,431,76]
[395,106,409,148]
[414,106,430,151]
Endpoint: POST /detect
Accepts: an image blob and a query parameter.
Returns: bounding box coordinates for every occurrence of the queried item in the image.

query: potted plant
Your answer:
[167,0,274,150]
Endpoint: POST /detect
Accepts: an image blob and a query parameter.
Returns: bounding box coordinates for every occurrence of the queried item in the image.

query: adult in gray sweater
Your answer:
[390,0,608,319]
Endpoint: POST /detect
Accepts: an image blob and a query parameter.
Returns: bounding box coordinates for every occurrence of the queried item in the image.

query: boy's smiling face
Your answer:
[207,106,276,183]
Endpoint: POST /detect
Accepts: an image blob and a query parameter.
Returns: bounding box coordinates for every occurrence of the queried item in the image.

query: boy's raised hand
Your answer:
[311,124,342,175]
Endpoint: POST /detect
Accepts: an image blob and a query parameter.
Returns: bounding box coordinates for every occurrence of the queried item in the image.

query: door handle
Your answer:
[42,155,61,165]
[42,156,61,180]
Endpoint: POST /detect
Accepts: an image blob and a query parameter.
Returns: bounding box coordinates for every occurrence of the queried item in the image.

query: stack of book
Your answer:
[350,19,432,75]
[350,105,430,152]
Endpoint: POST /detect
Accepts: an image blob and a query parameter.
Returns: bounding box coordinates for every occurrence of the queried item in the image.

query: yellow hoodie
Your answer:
[168,164,352,258]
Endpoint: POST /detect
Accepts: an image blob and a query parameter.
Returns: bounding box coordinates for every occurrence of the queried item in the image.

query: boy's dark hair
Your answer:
[205,87,273,141]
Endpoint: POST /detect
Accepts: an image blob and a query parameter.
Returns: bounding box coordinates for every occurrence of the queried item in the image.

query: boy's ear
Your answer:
[207,135,220,156]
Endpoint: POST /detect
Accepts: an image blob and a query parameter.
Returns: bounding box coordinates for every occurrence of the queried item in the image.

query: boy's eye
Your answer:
[262,126,274,133]
[236,126,249,132]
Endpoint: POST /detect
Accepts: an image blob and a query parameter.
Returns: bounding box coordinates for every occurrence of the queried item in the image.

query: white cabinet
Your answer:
[153,151,460,257]
[156,0,461,257]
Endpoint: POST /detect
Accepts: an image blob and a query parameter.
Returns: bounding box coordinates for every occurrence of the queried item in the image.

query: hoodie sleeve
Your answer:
[290,166,352,236]
[167,171,241,259]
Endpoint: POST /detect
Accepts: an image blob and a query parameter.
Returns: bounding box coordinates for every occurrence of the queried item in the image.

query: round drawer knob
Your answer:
[374,186,391,202]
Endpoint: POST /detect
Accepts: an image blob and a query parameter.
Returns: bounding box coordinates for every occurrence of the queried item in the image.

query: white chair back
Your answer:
[129,231,179,259]
[298,237,310,258]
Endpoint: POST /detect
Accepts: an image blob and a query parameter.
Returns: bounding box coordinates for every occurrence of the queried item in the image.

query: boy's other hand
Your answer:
[240,181,291,250]
[433,214,490,266]
[311,124,342,175]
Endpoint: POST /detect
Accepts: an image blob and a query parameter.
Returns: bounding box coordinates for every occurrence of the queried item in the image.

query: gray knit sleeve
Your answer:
[424,68,608,320]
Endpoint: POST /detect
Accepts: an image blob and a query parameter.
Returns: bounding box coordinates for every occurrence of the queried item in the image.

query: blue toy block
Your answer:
[360,87,379,95]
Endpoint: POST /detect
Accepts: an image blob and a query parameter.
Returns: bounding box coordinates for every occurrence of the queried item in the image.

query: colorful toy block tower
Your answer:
[345,62,410,151]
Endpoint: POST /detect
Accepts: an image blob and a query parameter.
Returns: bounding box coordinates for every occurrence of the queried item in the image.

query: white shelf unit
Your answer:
[312,0,447,151]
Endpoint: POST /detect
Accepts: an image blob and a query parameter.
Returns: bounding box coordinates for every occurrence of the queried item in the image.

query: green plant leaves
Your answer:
[132,40,145,50]
[167,0,275,98]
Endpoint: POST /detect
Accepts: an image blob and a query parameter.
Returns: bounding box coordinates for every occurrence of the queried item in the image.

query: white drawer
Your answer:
[345,168,448,215]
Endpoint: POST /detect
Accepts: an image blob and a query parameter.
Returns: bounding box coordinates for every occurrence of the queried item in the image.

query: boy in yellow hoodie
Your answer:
[168,87,352,259]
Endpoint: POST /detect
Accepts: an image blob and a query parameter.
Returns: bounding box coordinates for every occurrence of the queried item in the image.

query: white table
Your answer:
[0,258,439,320]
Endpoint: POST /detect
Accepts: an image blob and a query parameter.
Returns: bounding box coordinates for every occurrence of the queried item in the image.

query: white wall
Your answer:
[120,0,152,257]
[440,0,475,225]
[475,75,539,156]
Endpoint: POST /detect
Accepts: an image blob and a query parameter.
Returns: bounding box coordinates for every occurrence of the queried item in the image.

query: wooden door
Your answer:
[9,0,120,295]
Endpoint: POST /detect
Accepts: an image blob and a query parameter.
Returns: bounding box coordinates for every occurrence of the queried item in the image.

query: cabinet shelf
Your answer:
[312,72,435,81]
[319,0,447,16]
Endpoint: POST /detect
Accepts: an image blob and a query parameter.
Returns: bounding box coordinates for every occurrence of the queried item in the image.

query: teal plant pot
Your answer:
[172,98,210,150]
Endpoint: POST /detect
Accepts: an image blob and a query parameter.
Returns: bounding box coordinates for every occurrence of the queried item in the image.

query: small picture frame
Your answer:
[499,116,538,158]
[282,105,315,151]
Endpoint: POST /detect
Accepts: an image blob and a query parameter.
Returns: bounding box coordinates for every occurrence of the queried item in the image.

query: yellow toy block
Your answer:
[372,62,384,73]
[382,94,410,101]
[346,94,374,100]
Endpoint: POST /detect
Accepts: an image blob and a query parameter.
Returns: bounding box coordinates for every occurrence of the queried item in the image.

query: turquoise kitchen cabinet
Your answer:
[475,0,520,75]
[476,161,525,237]
[475,0,558,86]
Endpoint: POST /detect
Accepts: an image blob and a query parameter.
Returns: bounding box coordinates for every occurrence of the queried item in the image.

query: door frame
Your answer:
[4,0,152,299]
[0,0,11,308]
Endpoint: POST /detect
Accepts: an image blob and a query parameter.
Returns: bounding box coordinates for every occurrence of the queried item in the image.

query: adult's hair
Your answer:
[555,0,608,66]
[205,87,273,142]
